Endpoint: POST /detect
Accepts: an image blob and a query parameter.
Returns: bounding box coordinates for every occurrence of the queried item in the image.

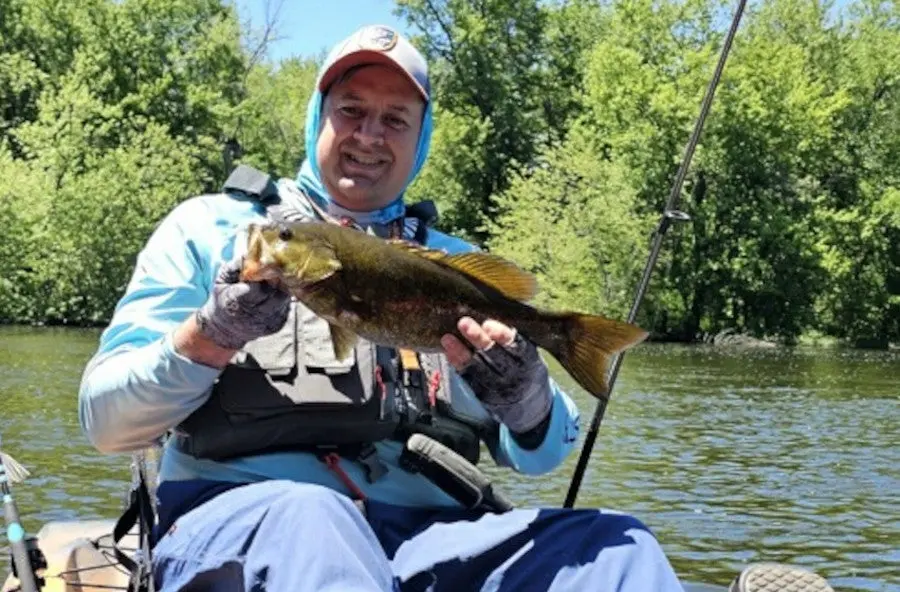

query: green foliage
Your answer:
[32,124,201,324]
[486,127,652,319]
[809,0,900,347]
[405,103,491,240]
[0,0,247,324]
[233,57,319,179]
[554,0,898,345]
[0,0,896,349]
[0,147,53,322]
[395,0,589,240]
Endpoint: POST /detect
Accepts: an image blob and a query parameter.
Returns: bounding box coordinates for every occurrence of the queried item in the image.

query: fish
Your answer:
[240,221,649,400]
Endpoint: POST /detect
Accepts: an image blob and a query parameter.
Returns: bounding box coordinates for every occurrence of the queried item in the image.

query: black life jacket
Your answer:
[171,166,496,481]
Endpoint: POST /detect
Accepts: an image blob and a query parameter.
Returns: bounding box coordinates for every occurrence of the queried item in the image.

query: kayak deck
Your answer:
[2,520,137,592]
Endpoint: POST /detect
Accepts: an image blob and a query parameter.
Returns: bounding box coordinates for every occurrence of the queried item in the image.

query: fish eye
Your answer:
[278,227,293,241]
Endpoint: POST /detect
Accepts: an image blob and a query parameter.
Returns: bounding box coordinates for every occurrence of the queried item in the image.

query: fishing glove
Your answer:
[195,257,291,350]
[460,333,553,443]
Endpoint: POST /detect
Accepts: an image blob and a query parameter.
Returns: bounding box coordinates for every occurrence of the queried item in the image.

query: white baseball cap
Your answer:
[317,25,430,101]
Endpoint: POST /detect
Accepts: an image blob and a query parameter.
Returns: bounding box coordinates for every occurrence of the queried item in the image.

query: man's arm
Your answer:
[487,378,580,475]
[173,314,239,369]
[444,363,580,476]
[78,199,229,453]
[80,195,292,454]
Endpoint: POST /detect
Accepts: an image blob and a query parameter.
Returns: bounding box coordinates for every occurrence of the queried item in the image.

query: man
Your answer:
[78,24,687,591]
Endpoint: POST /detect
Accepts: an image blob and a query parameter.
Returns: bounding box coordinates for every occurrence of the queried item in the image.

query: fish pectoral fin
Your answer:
[386,240,538,302]
[246,224,265,261]
[329,323,358,362]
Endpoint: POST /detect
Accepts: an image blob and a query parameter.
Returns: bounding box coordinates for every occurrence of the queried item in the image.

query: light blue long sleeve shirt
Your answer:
[78,179,581,508]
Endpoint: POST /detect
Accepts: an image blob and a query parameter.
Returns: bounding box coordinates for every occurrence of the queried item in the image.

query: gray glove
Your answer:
[459,333,553,435]
[194,257,291,350]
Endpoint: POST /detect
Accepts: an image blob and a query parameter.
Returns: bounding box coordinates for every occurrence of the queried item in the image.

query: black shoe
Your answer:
[729,563,834,592]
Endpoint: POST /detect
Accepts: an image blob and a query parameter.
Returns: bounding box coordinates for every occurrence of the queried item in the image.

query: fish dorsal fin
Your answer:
[387,240,538,302]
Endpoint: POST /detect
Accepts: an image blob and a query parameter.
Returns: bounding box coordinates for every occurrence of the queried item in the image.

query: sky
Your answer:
[235,0,414,63]
[234,0,858,64]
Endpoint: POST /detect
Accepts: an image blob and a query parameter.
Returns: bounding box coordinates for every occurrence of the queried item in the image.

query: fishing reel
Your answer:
[656,208,691,236]
[8,535,47,590]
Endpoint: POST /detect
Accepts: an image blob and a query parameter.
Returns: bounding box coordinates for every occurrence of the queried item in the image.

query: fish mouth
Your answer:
[240,259,282,284]
[240,223,285,285]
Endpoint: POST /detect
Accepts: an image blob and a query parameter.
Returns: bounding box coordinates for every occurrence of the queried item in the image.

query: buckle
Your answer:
[357,443,389,483]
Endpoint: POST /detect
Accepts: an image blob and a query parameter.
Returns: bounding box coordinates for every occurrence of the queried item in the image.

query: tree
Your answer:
[396,0,589,240]
[233,56,319,180]
[0,0,248,324]
[486,126,652,319]
[811,0,900,347]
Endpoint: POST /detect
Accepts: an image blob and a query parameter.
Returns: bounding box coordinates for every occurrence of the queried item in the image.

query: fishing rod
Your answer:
[0,436,40,592]
[564,0,749,509]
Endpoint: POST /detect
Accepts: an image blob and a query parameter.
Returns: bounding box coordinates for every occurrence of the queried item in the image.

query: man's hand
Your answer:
[440,317,552,437]
[194,257,291,351]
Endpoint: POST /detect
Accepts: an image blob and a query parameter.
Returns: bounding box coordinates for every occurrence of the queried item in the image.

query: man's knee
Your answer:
[535,509,681,591]
[258,481,370,537]
[589,509,655,536]
[535,508,663,561]
[266,481,361,516]
[586,509,664,550]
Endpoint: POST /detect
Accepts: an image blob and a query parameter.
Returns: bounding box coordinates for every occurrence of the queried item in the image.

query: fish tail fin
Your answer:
[539,313,649,400]
[0,450,30,484]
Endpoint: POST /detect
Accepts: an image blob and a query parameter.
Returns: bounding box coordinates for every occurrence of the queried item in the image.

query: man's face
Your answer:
[316,64,425,211]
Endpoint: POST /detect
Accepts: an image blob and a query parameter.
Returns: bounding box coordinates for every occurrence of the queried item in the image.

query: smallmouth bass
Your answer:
[241,221,648,400]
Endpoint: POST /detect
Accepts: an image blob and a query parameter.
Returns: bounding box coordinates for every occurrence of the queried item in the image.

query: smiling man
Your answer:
[316,64,423,208]
[78,25,688,591]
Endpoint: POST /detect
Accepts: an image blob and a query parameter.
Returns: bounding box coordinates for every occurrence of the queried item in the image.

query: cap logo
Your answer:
[359,25,398,52]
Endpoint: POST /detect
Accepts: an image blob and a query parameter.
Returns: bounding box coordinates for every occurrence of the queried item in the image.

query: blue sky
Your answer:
[234,0,859,65]
[235,0,414,63]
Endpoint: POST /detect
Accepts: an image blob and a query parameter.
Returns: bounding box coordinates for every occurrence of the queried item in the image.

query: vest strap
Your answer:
[223,164,279,201]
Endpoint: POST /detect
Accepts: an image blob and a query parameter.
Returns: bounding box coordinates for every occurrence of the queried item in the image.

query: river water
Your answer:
[1,326,897,590]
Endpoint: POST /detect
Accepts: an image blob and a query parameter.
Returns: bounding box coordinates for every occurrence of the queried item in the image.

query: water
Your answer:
[1,326,897,591]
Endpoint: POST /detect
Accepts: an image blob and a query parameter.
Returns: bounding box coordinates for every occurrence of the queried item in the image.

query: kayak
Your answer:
[2,520,137,592]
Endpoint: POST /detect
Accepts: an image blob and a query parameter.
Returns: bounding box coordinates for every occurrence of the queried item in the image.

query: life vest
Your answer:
[171,166,495,481]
